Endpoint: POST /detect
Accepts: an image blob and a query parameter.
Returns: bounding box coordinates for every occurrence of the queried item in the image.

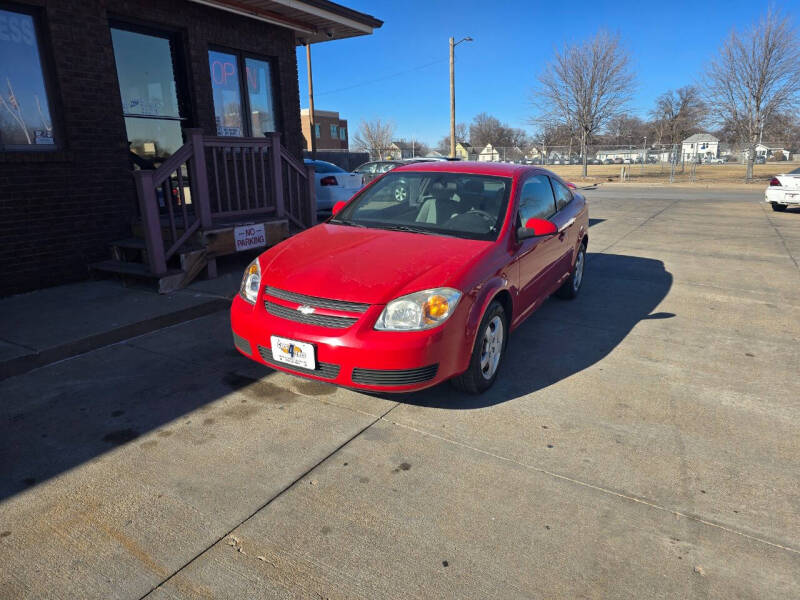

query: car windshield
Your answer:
[332,172,511,241]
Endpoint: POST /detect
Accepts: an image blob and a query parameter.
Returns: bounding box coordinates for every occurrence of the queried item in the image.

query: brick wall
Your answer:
[0,0,302,296]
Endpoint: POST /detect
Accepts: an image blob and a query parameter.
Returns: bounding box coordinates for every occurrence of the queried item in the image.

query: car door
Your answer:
[547,176,581,286]
[513,174,562,322]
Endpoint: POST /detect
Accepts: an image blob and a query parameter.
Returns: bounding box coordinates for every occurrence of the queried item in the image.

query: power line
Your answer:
[313,58,448,97]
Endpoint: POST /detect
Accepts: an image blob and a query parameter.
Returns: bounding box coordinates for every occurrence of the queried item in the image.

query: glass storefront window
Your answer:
[111,26,185,160]
[0,8,56,150]
[210,51,278,137]
[245,57,276,136]
[209,50,243,137]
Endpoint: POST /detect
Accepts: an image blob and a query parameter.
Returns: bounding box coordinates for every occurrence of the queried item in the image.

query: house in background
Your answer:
[301,109,348,151]
[478,144,500,162]
[0,0,381,296]
[682,133,719,162]
[756,143,791,161]
[454,141,478,161]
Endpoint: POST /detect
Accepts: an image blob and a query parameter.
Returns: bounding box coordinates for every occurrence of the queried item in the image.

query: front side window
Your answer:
[112,26,185,159]
[209,50,277,137]
[0,8,56,150]
[519,175,556,222]
[333,172,511,241]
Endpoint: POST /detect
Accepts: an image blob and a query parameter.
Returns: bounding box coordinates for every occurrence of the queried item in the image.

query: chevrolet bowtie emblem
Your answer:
[297,304,315,315]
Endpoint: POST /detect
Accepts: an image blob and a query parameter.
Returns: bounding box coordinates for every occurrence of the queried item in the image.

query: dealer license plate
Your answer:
[270,336,316,370]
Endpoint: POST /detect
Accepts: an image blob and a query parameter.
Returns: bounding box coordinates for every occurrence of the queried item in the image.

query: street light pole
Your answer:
[449,36,472,159]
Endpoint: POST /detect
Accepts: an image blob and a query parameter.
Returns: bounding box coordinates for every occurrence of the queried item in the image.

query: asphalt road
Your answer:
[2,185,799,599]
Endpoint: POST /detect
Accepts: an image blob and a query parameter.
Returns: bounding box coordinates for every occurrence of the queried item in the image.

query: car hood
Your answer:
[260,223,492,304]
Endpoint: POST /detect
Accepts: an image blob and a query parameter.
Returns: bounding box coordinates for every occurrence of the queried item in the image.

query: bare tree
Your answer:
[534,30,635,176]
[352,119,395,160]
[705,9,800,181]
[649,86,706,147]
[437,122,468,153]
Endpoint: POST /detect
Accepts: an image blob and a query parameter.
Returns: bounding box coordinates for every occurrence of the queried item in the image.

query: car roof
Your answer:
[391,160,532,178]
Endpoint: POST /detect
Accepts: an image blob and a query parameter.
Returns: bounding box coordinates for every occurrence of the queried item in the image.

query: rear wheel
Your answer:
[771,202,788,212]
[556,242,586,299]
[451,301,506,394]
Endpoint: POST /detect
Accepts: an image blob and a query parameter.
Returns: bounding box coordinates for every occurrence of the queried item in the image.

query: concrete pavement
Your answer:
[1,186,798,598]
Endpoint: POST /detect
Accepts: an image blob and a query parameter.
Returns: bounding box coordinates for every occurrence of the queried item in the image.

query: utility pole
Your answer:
[305,41,316,160]
[449,37,455,158]
[449,36,472,159]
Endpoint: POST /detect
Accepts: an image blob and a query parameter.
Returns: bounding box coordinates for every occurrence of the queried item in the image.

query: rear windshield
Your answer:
[308,160,345,173]
[332,172,511,241]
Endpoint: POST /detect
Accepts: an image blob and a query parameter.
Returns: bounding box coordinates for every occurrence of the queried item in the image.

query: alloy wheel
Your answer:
[479,316,504,380]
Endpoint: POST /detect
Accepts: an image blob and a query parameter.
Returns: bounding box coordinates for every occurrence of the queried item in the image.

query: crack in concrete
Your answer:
[382,416,800,557]
[138,401,400,599]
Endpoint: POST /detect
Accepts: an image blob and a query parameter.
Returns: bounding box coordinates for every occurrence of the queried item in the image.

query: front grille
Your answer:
[351,364,439,386]
[258,346,340,379]
[264,286,369,313]
[264,301,358,328]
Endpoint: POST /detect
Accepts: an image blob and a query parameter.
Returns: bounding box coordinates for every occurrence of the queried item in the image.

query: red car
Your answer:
[231,162,588,394]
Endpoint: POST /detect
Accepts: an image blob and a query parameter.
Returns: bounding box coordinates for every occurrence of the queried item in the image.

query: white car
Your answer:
[304,159,364,215]
[765,170,800,212]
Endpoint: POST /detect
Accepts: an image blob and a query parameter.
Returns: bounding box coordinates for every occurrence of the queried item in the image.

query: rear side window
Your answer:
[550,178,573,211]
[519,175,557,222]
[354,162,376,174]
[376,162,396,173]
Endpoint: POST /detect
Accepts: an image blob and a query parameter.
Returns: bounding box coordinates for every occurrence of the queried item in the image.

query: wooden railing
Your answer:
[133,129,315,276]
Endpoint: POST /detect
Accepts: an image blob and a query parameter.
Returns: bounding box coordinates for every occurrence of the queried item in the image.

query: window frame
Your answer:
[0,2,60,152]
[208,45,281,138]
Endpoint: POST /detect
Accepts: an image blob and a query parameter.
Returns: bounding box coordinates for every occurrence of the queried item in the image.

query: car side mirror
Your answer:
[517,218,557,240]
[332,201,347,215]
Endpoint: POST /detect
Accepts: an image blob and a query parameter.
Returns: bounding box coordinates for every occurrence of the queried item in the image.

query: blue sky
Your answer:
[297,0,799,146]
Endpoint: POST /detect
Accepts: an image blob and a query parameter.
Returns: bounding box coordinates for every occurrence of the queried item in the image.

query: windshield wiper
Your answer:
[375,224,437,235]
[329,218,366,228]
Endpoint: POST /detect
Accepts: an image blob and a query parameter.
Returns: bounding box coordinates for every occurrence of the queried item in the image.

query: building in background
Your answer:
[301,109,348,150]
[0,0,380,296]
[682,133,719,162]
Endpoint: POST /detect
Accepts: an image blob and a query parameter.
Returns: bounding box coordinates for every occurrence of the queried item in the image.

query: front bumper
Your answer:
[230,293,473,392]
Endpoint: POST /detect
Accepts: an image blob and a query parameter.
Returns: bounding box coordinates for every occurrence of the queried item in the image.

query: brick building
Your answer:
[0,0,380,296]
[300,108,348,150]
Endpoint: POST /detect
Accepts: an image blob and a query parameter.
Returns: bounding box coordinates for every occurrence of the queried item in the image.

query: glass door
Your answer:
[111,27,186,161]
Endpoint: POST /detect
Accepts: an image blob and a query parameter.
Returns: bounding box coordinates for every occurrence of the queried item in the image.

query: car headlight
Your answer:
[375,288,462,331]
[239,259,261,304]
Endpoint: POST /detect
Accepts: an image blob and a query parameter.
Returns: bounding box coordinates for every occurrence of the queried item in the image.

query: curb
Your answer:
[0,298,230,381]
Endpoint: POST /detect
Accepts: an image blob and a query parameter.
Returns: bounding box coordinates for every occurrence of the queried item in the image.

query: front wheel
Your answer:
[556,243,586,299]
[451,301,507,394]
[771,202,788,212]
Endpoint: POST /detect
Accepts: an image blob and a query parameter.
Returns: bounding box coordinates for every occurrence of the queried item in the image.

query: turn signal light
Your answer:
[770,177,782,186]
[320,176,338,186]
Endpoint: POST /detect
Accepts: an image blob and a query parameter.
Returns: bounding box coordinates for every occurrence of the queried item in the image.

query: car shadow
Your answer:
[393,252,673,409]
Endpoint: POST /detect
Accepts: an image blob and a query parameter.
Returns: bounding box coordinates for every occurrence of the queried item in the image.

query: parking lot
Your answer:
[1,185,799,599]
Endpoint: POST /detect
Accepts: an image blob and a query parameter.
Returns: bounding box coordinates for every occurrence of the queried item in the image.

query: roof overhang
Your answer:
[188,0,382,44]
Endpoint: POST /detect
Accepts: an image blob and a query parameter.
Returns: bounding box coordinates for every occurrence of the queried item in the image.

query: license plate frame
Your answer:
[270,336,316,370]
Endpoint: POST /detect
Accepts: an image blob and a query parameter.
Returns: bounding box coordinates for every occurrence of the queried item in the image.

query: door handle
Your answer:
[558,218,576,233]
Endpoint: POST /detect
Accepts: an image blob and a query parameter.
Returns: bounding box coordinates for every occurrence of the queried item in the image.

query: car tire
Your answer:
[555,242,586,300]
[771,202,788,212]
[451,301,507,395]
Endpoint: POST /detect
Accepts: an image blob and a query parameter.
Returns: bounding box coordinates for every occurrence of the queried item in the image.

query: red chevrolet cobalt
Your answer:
[231,162,588,394]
